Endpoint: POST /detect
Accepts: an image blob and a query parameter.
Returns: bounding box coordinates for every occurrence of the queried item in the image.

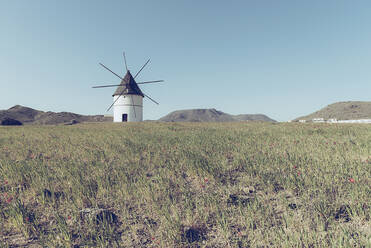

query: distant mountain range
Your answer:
[3,101,369,125]
[0,105,112,125]
[0,105,276,125]
[294,101,371,121]
[159,109,276,122]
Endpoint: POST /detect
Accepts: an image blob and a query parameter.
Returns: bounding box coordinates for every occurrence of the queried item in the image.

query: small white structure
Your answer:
[296,118,371,124]
[112,71,144,122]
[327,118,337,123]
[312,118,325,123]
[337,119,371,124]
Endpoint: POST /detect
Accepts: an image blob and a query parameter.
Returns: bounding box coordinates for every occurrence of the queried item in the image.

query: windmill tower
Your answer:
[93,53,163,122]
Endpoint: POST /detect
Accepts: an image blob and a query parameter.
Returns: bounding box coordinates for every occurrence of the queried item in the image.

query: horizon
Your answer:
[1,1,371,121]
[3,100,370,123]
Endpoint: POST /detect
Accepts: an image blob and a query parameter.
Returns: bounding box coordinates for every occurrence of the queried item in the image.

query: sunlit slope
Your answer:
[295,101,371,121]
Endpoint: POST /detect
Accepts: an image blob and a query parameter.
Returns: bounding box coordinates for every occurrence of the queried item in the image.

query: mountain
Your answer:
[1,105,44,123]
[0,105,112,125]
[234,114,277,122]
[159,108,276,122]
[294,101,371,121]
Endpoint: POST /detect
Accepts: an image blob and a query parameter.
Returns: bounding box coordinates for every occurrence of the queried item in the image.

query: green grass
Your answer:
[0,122,370,247]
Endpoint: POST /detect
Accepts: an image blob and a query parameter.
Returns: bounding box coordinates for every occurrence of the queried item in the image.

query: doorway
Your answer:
[122,114,128,122]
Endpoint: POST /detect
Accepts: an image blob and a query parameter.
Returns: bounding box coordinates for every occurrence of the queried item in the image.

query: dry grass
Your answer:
[0,122,370,247]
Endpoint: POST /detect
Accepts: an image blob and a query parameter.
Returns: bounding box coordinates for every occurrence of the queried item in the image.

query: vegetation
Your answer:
[0,122,370,247]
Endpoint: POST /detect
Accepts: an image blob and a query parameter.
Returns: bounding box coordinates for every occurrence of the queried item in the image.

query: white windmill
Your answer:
[93,52,163,122]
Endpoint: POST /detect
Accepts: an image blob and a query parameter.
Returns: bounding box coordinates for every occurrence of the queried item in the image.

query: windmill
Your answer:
[93,52,163,122]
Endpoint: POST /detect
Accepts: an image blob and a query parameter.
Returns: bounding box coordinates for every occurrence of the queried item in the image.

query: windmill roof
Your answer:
[112,71,144,97]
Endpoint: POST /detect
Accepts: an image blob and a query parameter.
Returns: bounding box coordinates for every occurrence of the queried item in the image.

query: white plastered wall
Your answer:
[113,94,143,122]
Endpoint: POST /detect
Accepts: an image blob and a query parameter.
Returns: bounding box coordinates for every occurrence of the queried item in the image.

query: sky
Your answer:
[0,1,370,121]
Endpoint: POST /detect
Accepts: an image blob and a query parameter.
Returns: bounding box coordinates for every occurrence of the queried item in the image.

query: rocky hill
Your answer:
[159,108,276,122]
[294,101,371,121]
[0,105,112,125]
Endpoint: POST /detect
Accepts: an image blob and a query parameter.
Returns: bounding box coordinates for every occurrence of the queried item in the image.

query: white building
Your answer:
[327,118,337,123]
[312,118,325,123]
[112,71,144,122]
[337,119,371,124]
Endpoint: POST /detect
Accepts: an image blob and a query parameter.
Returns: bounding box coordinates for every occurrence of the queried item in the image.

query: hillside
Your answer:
[159,108,276,122]
[0,105,112,125]
[294,101,371,121]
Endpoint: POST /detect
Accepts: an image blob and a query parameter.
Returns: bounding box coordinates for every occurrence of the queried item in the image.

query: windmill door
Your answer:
[122,114,128,122]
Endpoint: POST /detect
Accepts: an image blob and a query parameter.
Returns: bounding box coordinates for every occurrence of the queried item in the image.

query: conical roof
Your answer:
[112,70,144,97]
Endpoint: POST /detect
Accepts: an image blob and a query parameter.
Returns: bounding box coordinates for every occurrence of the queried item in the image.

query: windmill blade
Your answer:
[123,52,128,71]
[99,63,123,80]
[137,80,164,85]
[93,80,163,88]
[92,84,124,88]
[134,59,150,79]
[106,87,127,112]
[130,95,137,118]
[143,92,159,105]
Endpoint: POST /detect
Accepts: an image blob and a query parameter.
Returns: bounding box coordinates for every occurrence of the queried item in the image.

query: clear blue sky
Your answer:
[1,1,370,121]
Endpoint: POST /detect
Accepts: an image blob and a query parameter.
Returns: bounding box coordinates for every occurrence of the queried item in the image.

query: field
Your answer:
[0,122,370,247]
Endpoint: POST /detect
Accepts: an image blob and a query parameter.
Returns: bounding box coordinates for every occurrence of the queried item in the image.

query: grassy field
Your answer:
[0,122,370,247]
